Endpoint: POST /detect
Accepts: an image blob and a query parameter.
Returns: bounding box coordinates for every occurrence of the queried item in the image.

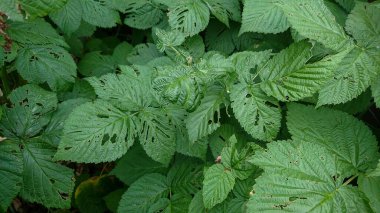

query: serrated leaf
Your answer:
[111,145,166,185]
[203,0,241,27]
[78,51,117,77]
[50,0,83,35]
[80,0,120,28]
[127,43,163,65]
[202,164,235,209]
[87,71,149,111]
[318,47,378,106]
[55,100,138,163]
[189,191,206,213]
[346,2,380,65]
[0,141,22,211]
[230,83,281,142]
[20,139,75,208]
[117,173,168,213]
[138,107,176,165]
[278,0,350,51]
[0,84,57,139]
[155,28,186,52]
[358,174,380,212]
[15,45,77,91]
[167,158,203,195]
[186,85,227,142]
[287,103,379,173]
[248,140,371,212]
[240,0,289,34]
[153,65,203,110]
[120,0,164,30]
[372,77,380,108]
[19,0,67,18]
[168,0,210,37]
[8,19,68,47]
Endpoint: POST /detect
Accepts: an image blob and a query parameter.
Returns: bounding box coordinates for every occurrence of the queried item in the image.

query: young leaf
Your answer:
[55,100,138,163]
[287,103,379,172]
[202,164,235,209]
[248,140,371,212]
[240,0,289,34]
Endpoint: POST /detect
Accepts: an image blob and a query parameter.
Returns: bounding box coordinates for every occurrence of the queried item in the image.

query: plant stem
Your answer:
[0,66,10,97]
[343,174,358,186]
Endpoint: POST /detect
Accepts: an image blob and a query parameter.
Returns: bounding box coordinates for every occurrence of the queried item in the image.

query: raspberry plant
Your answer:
[0,0,380,212]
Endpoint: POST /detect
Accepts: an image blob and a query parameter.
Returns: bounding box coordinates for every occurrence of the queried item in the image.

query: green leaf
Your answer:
[260,41,313,101]
[0,141,22,211]
[138,107,176,165]
[372,76,380,108]
[19,0,67,18]
[240,0,289,34]
[127,43,163,65]
[167,158,203,195]
[358,174,380,212]
[162,193,192,213]
[50,0,83,35]
[55,100,138,163]
[203,0,241,27]
[0,84,57,139]
[202,164,235,209]
[15,45,77,91]
[188,191,206,213]
[80,0,120,28]
[167,0,210,36]
[318,47,378,106]
[346,2,380,65]
[8,19,68,47]
[120,0,164,30]
[20,139,75,208]
[117,173,168,213]
[155,28,186,52]
[230,83,281,142]
[103,189,125,213]
[205,21,236,55]
[153,65,203,110]
[78,52,117,77]
[0,0,23,21]
[248,140,371,212]
[87,70,149,111]
[287,103,379,172]
[186,85,228,142]
[278,0,350,51]
[111,145,166,185]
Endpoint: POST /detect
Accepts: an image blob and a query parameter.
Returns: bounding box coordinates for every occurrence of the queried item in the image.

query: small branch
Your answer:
[343,174,358,186]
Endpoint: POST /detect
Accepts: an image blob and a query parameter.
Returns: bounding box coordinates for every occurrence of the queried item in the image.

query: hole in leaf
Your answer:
[64,147,72,150]
[102,134,110,145]
[110,134,117,144]
[50,179,56,184]
[59,192,69,200]
[246,93,252,98]
[97,114,109,119]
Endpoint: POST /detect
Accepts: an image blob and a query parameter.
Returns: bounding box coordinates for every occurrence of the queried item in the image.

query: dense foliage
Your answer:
[0,0,380,212]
